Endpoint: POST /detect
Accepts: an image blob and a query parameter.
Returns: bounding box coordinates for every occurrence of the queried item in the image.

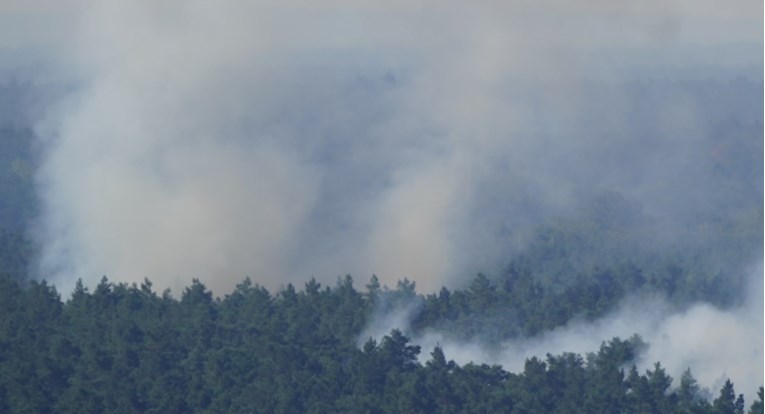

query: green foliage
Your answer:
[0,77,760,412]
[750,387,764,414]
[0,274,757,413]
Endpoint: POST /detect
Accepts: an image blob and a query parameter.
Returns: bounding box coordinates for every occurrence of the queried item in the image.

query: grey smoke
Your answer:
[1,2,760,297]
[2,0,761,402]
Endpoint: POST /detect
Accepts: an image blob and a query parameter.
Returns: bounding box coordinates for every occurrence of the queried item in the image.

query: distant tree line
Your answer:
[0,274,761,413]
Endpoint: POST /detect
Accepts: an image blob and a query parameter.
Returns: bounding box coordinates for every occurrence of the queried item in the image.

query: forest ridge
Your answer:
[0,273,762,413]
[0,1,763,411]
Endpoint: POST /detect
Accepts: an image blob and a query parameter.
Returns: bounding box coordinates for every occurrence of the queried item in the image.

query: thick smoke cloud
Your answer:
[2,0,761,404]
[2,1,760,297]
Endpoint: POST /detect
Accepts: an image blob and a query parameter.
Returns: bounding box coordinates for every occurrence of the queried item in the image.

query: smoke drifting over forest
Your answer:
[5,0,758,295]
[1,0,762,402]
[363,263,764,401]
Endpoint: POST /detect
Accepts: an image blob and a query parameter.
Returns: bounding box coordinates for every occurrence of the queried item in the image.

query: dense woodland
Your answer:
[0,72,762,412]
[0,274,763,413]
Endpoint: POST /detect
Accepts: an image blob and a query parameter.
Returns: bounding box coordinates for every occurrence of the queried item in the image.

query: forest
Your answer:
[0,71,763,412]
[0,10,763,411]
[0,272,762,413]
[0,94,762,412]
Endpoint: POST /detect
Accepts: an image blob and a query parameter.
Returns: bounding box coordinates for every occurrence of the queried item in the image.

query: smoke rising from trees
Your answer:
[8,0,758,295]
[363,264,764,402]
[0,0,761,402]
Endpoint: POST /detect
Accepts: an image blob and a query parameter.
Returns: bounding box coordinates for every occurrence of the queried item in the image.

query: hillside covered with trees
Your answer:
[0,1,762,408]
[0,274,762,413]
[0,69,762,412]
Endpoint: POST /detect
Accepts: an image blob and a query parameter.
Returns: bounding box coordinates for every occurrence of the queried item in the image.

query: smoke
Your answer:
[1,0,760,403]
[0,0,758,296]
[359,295,424,346]
[365,263,764,402]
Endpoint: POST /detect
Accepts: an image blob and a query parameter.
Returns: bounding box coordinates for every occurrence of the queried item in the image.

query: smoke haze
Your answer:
[366,263,764,402]
[0,0,761,405]
[3,2,762,294]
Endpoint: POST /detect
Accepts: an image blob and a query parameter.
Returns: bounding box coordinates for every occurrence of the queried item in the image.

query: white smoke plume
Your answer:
[363,264,763,403]
[0,1,759,297]
[2,0,761,403]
